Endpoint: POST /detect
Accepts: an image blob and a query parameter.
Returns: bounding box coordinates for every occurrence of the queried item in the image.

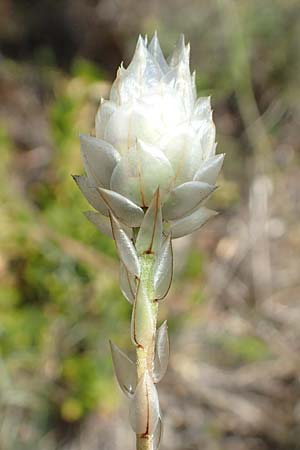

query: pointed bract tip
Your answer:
[178,33,185,48]
[71,174,79,183]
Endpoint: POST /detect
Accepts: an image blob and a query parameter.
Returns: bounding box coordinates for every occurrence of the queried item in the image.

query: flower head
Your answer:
[75,33,224,239]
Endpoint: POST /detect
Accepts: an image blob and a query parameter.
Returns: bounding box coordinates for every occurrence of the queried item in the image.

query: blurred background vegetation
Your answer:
[0,0,299,449]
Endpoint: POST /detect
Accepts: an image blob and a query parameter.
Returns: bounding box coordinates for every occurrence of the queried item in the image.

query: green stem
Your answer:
[136,254,158,450]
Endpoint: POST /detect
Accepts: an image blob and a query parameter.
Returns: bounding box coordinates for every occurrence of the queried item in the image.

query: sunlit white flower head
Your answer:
[75,33,224,239]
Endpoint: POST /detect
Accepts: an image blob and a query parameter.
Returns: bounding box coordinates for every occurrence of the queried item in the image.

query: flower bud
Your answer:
[75,33,223,238]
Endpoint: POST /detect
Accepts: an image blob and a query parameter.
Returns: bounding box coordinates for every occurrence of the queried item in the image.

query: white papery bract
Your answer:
[76,33,223,239]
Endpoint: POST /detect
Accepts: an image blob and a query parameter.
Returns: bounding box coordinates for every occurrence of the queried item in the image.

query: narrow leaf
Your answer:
[153,235,173,300]
[131,281,155,348]
[110,341,137,397]
[110,213,140,277]
[119,262,137,304]
[98,188,144,227]
[129,372,160,435]
[153,321,169,383]
[170,206,218,239]
[136,189,162,255]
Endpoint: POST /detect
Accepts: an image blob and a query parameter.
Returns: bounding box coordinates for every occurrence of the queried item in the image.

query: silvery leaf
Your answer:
[72,175,108,216]
[84,211,113,238]
[153,235,173,300]
[136,189,162,255]
[119,262,137,304]
[110,341,137,397]
[153,416,163,450]
[131,281,155,348]
[153,321,169,383]
[193,154,225,185]
[80,134,120,188]
[163,181,216,220]
[129,372,160,435]
[170,206,218,239]
[98,187,144,227]
[110,213,140,277]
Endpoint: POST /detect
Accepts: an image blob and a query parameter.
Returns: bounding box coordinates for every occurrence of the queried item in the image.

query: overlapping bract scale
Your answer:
[193,153,225,185]
[110,213,140,277]
[110,140,174,207]
[98,187,144,227]
[136,189,162,255]
[153,416,163,450]
[163,181,216,220]
[129,372,160,435]
[170,206,218,239]
[80,134,120,187]
[153,321,169,383]
[110,341,137,397]
[119,262,137,304]
[153,235,173,300]
[148,32,169,74]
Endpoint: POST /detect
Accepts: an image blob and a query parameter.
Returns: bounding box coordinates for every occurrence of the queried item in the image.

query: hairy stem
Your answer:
[136,254,158,450]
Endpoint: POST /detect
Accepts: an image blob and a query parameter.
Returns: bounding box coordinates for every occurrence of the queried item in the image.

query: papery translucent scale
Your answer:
[105,99,175,154]
[193,97,212,121]
[110,341,137,397]
[98,187,144,227]
[72,175,108,216]
[194,120,216,159]
[173,60,194,113]
[109,65,126,104]
[160,124,199,186]
[129,372,160,435]
[119,262,137,304]
[153,321,169,383]
[131,281,155,348]
[110,140,174,207]
[163,181,216,220]
[153,234,173,300]
[110,213,140,277]
[193,154,225,185]
[168,34,188,69]
[148,32,169,74]
[170,206,218,239]
[95,100,117,139]
[104,103,134,154]
[191,70,197,103]
[136,189,162,255]
[153,416,163,450]
[80,134,120,188]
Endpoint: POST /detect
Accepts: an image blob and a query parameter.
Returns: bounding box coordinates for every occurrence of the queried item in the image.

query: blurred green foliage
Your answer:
[0,60,128,446]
